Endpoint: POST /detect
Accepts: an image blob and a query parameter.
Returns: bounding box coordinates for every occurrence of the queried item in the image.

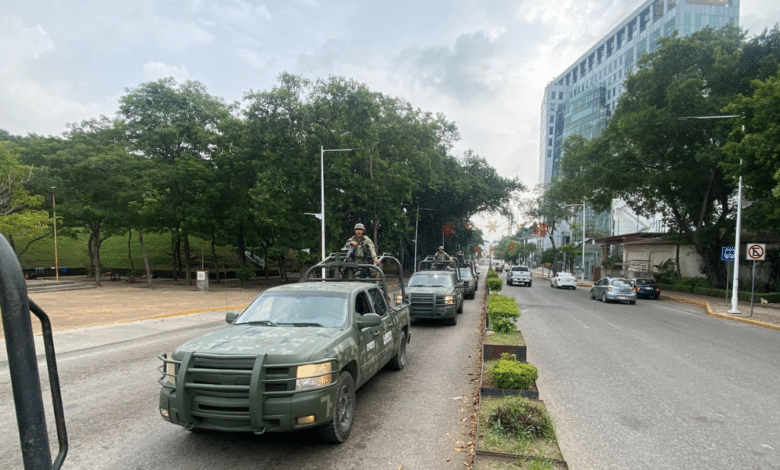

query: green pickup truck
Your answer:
[158,254,410,443]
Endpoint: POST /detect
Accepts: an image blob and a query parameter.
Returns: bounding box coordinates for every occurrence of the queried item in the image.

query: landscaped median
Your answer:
[475,273,568,469]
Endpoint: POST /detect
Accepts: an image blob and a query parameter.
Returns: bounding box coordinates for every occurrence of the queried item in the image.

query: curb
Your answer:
[661,295,780,332]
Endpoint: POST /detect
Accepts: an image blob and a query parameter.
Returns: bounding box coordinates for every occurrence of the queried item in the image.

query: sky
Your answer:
[1,0,777,239]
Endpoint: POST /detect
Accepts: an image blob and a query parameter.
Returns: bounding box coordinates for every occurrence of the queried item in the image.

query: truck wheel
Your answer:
[447,314,458,326]
[528,281,532,287]
[318,372,355,443]
[386,332,407,370]
[457,300,463,313]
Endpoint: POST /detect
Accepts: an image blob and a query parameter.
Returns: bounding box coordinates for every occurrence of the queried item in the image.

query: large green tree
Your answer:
[552,26,768,286]
[0,141,49,254]
[118,78,230,284]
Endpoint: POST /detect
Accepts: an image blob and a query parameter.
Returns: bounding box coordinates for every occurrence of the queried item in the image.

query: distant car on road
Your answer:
[590,277,636,304]
[506,266,532,287]
[632,278,661,299]
[550,272,577,289]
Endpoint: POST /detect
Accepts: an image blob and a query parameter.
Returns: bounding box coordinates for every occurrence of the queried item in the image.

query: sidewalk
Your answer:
[532,269,780,331]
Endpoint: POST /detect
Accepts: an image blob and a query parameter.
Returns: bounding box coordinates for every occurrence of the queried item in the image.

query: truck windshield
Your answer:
[236,291,349,328]
[408,274,453,288]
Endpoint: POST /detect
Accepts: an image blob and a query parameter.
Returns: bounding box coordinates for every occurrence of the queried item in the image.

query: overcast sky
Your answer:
[1,0,777,237]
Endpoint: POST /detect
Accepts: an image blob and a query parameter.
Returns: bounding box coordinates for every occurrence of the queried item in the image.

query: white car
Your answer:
[550,272,577,289]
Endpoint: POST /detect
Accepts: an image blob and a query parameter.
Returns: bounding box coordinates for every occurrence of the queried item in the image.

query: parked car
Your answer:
[506,266,532,287]
[550,272,577,289]
[632,278,661,299]
[590,277,636,304]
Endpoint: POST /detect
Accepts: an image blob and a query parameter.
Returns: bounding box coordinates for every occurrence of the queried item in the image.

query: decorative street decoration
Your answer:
[487,220,499,233]
[442,222,455,236]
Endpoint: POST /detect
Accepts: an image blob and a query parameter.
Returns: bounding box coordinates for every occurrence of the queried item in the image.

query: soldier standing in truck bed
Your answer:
[344,223,380,265]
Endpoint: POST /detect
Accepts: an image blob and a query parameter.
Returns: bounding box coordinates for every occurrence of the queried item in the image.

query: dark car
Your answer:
[632,278,661,299]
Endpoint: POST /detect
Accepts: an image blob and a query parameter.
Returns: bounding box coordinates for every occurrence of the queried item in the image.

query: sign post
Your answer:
[721,246,735,302]
[746,243,766,317]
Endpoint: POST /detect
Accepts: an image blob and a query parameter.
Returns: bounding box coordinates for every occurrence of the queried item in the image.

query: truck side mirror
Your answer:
[225,311,240,324]
[357,313,382,329]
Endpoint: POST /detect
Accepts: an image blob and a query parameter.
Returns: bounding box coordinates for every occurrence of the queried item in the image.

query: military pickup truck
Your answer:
[158,253,411,443]
[397,256,465,325]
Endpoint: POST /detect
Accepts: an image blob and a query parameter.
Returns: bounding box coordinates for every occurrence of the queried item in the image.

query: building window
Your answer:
[550,115,555,123]
[547,150,552,158]
[559,92,563,100]
[653,0,664,22]
[549,127,554,134]
[551,91,556,100]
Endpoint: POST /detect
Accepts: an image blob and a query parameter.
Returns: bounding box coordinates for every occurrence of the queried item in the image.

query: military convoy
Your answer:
[158,252,411,443]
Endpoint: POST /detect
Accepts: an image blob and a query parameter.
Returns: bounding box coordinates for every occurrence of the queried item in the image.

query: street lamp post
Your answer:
[678,115,742,314]
[565,203,586,283]
[316,146,356,268]
[51,187,58,281]
[413,205,433,272]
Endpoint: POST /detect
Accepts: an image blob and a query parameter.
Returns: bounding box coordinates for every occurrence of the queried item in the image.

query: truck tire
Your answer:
[386,332,407,370]
[447,313,458,326]
[318,372,355,443]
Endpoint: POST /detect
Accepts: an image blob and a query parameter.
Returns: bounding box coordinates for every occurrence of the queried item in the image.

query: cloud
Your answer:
[0,16,55,66]
[142,61,190,82]
[398,31,498,103]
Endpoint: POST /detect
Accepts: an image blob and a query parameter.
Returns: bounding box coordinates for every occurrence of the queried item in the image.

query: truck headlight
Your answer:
[444,295,456,305]
[394,294,404,304]
[296,362,332,390]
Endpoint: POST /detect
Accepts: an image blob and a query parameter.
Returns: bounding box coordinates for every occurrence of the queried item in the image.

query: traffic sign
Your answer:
[721,246,735,262]
[746,243,766,261]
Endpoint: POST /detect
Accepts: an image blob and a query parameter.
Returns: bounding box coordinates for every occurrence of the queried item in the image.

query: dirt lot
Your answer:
[9,277,286,338]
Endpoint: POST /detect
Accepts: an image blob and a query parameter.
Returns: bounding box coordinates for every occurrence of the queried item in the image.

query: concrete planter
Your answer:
[483,343,527,362]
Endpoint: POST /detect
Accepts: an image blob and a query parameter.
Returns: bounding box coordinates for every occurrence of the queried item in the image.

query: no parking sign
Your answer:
[746,244,766,261]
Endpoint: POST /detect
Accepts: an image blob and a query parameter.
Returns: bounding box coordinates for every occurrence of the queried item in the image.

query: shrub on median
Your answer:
[487,293,520,333]
[486,277,503,292]
[491,353,538,390]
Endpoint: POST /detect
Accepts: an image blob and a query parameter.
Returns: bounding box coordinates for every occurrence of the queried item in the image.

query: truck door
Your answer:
[368,286,394,365]
[355,291,382,381]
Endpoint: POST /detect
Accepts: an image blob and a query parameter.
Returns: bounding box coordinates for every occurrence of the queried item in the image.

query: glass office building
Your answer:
[539,0,740,195]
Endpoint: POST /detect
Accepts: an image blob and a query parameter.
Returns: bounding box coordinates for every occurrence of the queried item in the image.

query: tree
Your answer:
[552,26,760,287]
[0,141,49,254]
[723,67,780,235]
[118,78,230,285]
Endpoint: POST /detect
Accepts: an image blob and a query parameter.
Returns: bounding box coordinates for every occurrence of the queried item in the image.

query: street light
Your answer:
[678,114,742,313]
[312,146,357,270]
[51,187,58,281]
[412,205,433,272]
[565,203,586,283]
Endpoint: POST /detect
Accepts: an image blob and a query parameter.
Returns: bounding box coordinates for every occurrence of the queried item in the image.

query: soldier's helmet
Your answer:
[354,223,366,231]
[438,246,444,250]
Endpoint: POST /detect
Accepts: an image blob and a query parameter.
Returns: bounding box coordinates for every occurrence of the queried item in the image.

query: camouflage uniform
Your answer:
[344,235,379,264]
[434,249,451,261]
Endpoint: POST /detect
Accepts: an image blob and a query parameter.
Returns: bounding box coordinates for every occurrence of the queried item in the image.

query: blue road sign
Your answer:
[721,246,735,262]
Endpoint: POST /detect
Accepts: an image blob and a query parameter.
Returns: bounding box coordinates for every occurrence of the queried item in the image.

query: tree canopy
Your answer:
[2,74,523,280]
[551,25,780,286]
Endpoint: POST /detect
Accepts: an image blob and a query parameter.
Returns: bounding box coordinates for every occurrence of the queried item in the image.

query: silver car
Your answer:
[590,277,636,304]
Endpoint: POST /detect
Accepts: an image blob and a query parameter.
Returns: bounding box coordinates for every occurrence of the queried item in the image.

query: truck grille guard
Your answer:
[159,352,336,432]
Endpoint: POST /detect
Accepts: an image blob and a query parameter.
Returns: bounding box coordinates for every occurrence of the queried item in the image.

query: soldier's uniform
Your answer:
[344,235,379,264]
[434,248,451,261]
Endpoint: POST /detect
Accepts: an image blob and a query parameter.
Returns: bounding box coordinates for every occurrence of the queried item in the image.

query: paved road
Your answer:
[510,282,780,470]
[1,291,483,469]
